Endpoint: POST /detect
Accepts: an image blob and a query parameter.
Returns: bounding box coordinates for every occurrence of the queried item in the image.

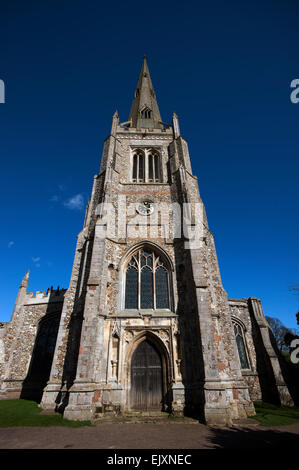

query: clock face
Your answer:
[137,201,154,215]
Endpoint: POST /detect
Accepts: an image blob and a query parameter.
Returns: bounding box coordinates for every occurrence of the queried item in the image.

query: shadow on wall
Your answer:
[250,310,299,406]
[20,290,63,404]
[21,234,93,408]
[250,314,281,406]
[53,237,94,414]
[175,244,206,422]
[171,165,205,422]
[268,329,299,406]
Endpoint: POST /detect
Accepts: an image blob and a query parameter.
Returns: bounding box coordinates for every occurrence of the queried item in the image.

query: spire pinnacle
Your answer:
[128,57,162,129]
[20,270,30,288]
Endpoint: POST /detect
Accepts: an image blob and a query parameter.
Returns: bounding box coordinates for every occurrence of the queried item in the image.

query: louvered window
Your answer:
[132,151,145,182]
[131,149,162,183]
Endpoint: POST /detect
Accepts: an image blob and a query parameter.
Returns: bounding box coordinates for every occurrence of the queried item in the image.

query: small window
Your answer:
[232,320,250,369]
[141,107,152,119]
[132,151,145,182]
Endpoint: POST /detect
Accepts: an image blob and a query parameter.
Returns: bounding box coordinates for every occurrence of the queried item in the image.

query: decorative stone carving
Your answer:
[111,320,121,338]
[123,330,134,343]
[172,318,180,335]
[156,329,170,348]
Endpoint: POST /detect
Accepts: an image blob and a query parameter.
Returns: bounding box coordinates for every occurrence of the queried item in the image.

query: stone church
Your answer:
[0,58,294,425]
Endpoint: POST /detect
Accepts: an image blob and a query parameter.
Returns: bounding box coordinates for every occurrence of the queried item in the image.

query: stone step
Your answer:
[92,412,199,424]
[125,411,168,417]
[231,418,260,427]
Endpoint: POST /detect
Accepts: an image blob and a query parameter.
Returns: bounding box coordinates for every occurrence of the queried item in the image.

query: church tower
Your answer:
[37,58,293,425]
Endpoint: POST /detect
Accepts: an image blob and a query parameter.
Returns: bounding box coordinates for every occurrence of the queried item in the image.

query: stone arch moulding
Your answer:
[123,329,173,412]
[230,315,247,332]
[118,241,174,272]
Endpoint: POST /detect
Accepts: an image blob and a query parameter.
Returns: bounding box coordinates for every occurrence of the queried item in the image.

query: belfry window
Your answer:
[232,320,250,370]
[131,148,162,183]
[140,107,152,119]
[132,151,145,182]
[148,152,160,182]
[124,248,170,310]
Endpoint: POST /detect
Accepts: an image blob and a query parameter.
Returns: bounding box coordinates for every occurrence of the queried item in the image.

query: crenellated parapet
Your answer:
[24,287,67,305]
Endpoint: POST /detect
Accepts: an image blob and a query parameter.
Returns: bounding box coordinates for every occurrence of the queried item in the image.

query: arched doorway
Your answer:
[130,340,163,411]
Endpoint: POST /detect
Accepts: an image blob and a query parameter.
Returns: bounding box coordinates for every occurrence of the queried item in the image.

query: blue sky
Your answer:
[0,0,298,327]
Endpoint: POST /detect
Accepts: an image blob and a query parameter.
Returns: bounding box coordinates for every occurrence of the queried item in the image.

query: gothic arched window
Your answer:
[124,248,171,310]
[148,152,161,182]
[131,148,162,183]
[232,319,250,370]
[132,150,145,182]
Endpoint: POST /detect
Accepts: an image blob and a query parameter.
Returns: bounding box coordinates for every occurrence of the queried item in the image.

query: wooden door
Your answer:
[130,340,163,411]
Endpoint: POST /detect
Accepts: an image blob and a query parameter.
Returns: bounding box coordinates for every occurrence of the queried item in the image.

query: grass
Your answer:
[0,399,91,427]
[250,402,299,426]
[1,399,299,428]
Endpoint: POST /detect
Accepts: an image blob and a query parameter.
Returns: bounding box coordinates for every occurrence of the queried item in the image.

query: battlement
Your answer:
[24,287,67,305]
[116,125,173,135]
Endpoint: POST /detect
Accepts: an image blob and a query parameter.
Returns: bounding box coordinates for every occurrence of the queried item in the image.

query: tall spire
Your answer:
[128,56,163,129]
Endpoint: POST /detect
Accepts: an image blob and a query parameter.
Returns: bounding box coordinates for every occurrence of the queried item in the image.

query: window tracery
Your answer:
[125,248,170,310]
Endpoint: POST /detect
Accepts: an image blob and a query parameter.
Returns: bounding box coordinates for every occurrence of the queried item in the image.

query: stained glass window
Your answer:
[141,266,153,308]
[155,267,169,309]
[233,321,250,369]
[124,248,170,310]
[125,267,138,309]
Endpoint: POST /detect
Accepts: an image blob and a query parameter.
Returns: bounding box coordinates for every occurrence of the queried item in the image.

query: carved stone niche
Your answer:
[111,320,121,338]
